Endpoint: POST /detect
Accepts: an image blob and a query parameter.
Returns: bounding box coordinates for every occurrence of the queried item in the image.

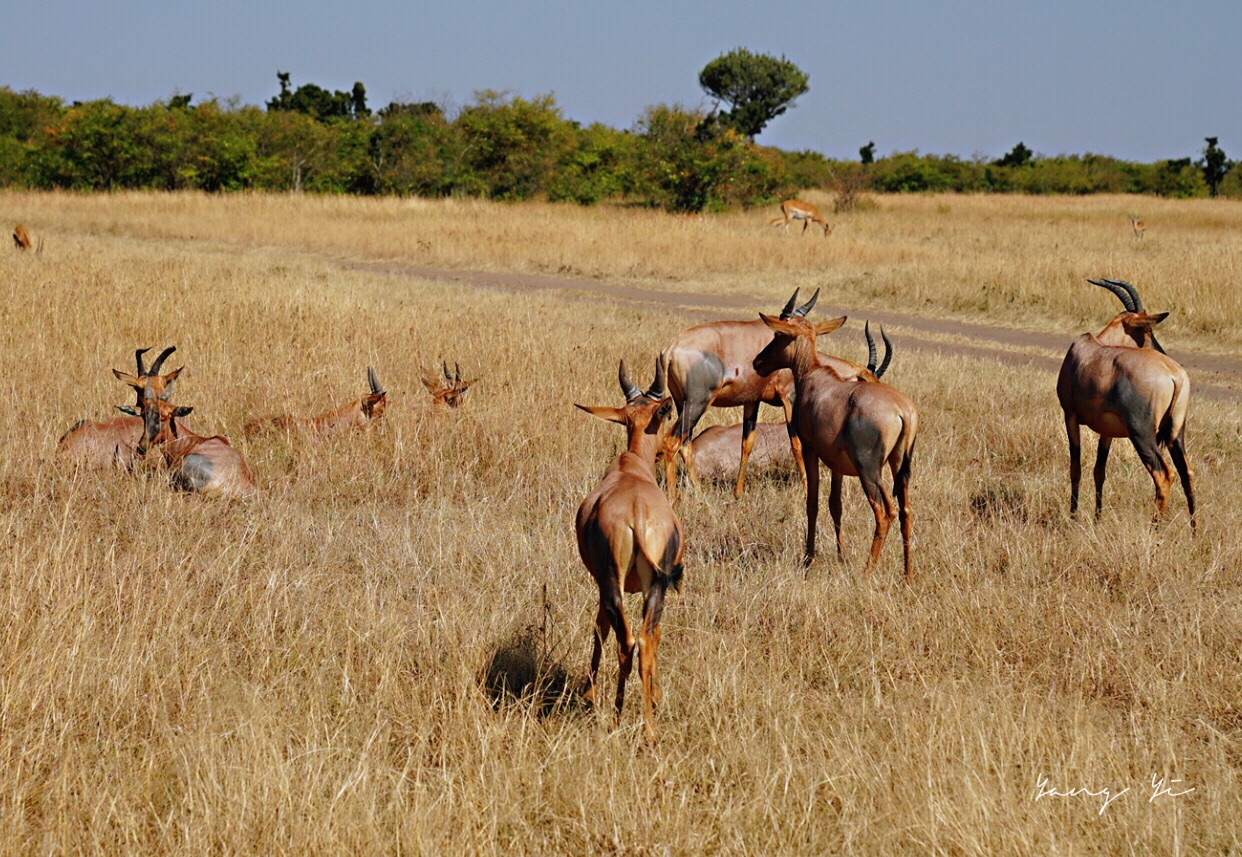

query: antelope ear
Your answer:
[759,313,797,335]
[163,366,184,383]
[814,316,847,336]
[1143,312,1170,325]
[116,406,139,416]
[173,406,194,417]
[420,374,441,393]
[575,404,627,424]
[655,397,674,422]
[113,369,143,389]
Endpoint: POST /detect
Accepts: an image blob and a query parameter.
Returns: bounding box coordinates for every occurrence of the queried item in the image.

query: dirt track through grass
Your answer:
[343,259,1242,402]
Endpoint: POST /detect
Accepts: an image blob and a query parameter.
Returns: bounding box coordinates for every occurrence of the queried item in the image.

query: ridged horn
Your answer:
[794,288,820,318]
[864,321,878,373]
[149,346,176,374]
[876,326,893,379]
[134,347,151,376]
[618,360,642,402]
[779,289,800,320]
[367,366,384,395]
[443,360,452,381]
[1113,279,1145,312]
[454,363,462,385]
[1088,278,1136,312]
[645,357,666,400]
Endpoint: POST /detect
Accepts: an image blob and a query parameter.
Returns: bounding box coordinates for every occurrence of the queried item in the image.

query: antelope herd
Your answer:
[42,210,1195,740]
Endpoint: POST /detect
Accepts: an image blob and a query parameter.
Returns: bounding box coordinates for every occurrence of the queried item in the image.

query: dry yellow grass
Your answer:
[8,189,1242,355]
[0,192,1237,854]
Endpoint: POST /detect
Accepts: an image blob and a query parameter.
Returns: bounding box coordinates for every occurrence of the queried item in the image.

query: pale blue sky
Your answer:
[3,0,1238,162]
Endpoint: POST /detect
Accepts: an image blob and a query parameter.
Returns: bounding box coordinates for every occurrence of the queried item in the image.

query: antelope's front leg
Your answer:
[1064,413,1082,515]
[802,446,820,566]
[734,402,760,499]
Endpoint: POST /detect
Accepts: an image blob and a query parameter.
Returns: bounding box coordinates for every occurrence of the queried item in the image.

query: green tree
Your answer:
[266,72,368,122]
[859,141,876,165]
[1199,136,1230,197]
[698,48,809,140]
[995,142,1033,168]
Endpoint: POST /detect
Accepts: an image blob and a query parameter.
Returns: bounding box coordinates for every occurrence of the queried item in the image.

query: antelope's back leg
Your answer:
[637,580,669,743]
[890,449,915,581]
[828,471,845,560]
[1168,434,1196,529]
[1128,429,1173,519]
[1064,412,1082,515]
[1093,436,1113,518]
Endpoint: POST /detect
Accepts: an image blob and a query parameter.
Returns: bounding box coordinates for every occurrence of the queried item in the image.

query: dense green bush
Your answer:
[0,85,1233,205]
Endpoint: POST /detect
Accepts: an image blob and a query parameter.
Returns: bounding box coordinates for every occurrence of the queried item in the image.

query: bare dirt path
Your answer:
[343,260,1242,404]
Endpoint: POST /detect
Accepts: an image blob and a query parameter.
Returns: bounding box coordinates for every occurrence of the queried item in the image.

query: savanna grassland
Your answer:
[0,191,1239,854]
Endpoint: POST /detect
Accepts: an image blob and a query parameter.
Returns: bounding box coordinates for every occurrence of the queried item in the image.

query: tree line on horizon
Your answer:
[0,65,1237,211]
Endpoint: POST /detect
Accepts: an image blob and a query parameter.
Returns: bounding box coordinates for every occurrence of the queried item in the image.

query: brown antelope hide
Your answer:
[660,290,890,501]
[1056,278,1194,527]
[767,200,832,236]
[124,381,257,498]
[244,367,387,438]
[690,324,893,485]
[420,361,472,409]
[753,293,919,578]
[13,224,33,250]
[57,346,185,469]
[575,359,683,743]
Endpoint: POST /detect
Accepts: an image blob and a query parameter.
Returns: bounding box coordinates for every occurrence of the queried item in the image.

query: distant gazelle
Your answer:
[575,360,683,743]
[753,292,919,578]
[768,200,832,236]
[1129,216,1146,240]
[1056,278,1194,527]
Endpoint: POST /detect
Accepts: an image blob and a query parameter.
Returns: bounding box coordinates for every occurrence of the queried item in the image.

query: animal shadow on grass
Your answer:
[478,596,587,719]
[969,483,1029,524]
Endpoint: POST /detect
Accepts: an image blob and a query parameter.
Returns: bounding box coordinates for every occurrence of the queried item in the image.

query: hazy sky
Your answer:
[3,0,1237,162]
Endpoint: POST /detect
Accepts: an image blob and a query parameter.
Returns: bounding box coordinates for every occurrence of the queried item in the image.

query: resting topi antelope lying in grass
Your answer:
[244,367,387,438]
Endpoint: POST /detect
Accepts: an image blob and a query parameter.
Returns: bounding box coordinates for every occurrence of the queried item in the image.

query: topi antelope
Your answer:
[421,361,473,409]
[1056,278,1194,527]
[57,347,185,469]
[244,367,387,438]
[1129,217,1146,240]
[124,379,257,497]
[768,200,832,236]
[753,291,919,578]
[690,323,893,485]
[575,359,683,743]
[660,290,890,501]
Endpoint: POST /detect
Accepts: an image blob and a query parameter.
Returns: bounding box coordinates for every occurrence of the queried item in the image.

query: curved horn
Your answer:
[1088,278,1136,312]
[1111,278,1145,312]
[618,360,642,402]
[443,360,452,381]
[454,363,462,385]
[779,289,800,320]
[645,356,666,400]
[367,366,384,395]
[864,321,878,374]
[149,346,176,374]
[794,288,820,318]
[134,347,151,376]
[876,326,894,379]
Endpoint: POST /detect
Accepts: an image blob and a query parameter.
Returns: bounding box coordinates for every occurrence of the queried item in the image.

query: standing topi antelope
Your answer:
[244,367,387,437]
[660,291,890,501]
[753,290,919,578]
[1056,278,1194,527]
[689,322,894,485]
[124,377,257,498]
[57,347,185,469]
[575,360,683,743]
[420,361,473,409]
